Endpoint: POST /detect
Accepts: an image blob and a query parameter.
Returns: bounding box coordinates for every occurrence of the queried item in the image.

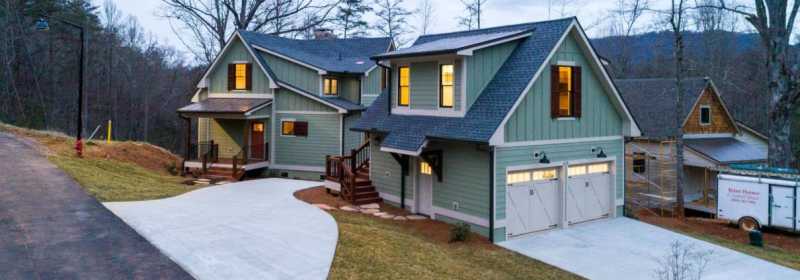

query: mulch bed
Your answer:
[635,209,800,254]
[295,186,497,248]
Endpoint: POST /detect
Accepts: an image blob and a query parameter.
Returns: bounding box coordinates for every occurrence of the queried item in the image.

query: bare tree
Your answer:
[549,0,582,18]
[654,240,713,280]
[373,0,412,46]
[665,0,691,218]
[700,0,800,168]
[458,0,488,30]
[608,0,649,76]
[332,0,372,38]
[161,0,336,64]
[417,0,435,35]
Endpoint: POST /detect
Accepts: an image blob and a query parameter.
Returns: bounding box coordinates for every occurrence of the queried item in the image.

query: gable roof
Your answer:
[353,18,579,153]
[615,77,739,139]
[372,29,533,59]
[239,31,392,74]
[685,138,766,163]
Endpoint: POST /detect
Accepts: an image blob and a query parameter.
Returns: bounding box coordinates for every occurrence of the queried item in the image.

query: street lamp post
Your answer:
[36,17,84,157]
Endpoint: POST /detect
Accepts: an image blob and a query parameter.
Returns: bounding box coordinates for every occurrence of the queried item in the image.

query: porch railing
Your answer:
[325,140,370,203]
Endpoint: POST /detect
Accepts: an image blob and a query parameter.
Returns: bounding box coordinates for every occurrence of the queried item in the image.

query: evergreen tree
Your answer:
[373,0,412,46]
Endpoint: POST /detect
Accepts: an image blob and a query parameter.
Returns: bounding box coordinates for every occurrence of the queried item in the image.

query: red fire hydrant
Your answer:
[75,139,83,158]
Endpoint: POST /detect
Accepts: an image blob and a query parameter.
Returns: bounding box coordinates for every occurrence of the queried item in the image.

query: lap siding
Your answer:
[274,113,340,167]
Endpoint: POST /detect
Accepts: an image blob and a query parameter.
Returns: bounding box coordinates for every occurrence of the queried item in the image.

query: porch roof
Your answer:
[178,98,271,116]
[685,137,766,164]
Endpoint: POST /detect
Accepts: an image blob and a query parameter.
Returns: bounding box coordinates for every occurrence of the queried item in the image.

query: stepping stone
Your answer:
[406,215,428,220]
[193,181,211,185]
[216,181,231,185]
[314,204,334,211]
[360,208,380,214]
[372,212,389,217]
[360,203,380,209]
[379,214,396,219]
[393,216,407,221]
[340,206,359,212]
[196,178,211,182]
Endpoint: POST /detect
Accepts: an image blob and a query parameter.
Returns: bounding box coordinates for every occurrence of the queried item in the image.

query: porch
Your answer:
[178,98,272,179]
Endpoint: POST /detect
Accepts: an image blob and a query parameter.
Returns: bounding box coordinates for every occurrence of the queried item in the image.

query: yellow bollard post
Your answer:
[107,120,112,144]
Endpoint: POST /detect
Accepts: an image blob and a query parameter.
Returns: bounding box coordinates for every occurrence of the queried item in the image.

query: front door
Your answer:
[250,121,265,160]
[418,160,434,216]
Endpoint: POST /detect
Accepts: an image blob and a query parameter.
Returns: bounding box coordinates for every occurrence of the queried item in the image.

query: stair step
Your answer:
[354,179,372,187]
[353,197,383,205]
[354,191,380,200]
[353,185,376,193]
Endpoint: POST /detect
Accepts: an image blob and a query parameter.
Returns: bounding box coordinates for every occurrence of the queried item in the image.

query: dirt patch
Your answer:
[636,210,800,254]
[295,186,497,248]
[1,123,181,175]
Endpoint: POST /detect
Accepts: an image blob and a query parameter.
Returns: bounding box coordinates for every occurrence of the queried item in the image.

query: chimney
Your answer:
[314,28,336,40]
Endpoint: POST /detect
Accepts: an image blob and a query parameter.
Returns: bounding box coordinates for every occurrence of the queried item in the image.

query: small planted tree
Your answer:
[654,240,714,280]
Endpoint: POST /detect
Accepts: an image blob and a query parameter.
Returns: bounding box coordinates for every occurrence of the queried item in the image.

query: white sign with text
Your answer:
[718,178,769,226]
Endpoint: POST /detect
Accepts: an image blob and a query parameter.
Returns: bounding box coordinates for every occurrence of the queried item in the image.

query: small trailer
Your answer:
[717,173,800,232]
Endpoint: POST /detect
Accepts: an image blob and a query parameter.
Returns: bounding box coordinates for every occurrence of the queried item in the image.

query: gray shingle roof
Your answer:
[178,98,271,114]
[685,138,766,163]
[615,77,709,139]
[372,29,533,59]
[239,31,391,74]
[353,18,576,152]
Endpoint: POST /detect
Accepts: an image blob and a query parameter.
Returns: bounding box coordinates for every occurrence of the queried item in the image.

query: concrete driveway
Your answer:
[499,218,799,280]
[105,178,337,280]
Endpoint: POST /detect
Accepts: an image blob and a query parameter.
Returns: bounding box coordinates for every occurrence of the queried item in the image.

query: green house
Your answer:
[178,30,393,181]
[352,17,640,242]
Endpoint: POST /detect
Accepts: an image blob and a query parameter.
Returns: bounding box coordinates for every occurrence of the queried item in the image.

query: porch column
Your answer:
[183,116,191,161]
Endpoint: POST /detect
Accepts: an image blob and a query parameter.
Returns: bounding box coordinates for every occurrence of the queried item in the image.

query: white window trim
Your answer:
[438,62,457,110]
[280,118,297,137]
[397,64,411,107]
[699,105,711,126]
[231,62,251,91]
[322,77,339,97]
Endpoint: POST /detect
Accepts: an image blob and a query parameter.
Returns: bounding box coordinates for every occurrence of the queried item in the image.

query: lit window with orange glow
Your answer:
[235,64,247,90]
[558,66,572,116]
[398,66,410,106]
[440,64,454,108]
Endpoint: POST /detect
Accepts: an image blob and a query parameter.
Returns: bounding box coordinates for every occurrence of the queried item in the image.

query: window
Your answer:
[228,63,251,90]
[507,171,531,184]
[398,66,410,106]
[633,152,646,174]
[551,65,581,118]
[700,106,711,125]
[252,123,264,132]
[568,165,586,176]
[532,169,558,180]
[587,163,609,174]
[420,161,432,175]
[323,78,338,96]
[439,64,455,108]
[281,120,308,136]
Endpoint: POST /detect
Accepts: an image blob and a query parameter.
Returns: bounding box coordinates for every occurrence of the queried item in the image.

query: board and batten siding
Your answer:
[275,89,336,112]
[261,51,320,94]
[425,142,491,232]
[273,113,339,167]
[504,32,622,142]
[210,119,246,158]
[362,68,382,106]
[493,138,624,241]
[370,139,412,201]
[465,40,519,110]
[339,77,360,104]
[209,39,271,94]
[391,59,462,111]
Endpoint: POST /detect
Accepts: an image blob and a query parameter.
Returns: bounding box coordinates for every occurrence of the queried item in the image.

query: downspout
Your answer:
[377,62,392,115]
[489,147,495,242]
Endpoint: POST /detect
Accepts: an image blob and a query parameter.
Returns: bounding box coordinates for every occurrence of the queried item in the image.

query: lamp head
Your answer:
[35,18,50,31]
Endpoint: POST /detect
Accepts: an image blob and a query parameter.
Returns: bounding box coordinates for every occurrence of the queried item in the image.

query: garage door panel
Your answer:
[566,178,588,224]
[506,185,531,236]
[530,181,560,231]
[566,163,612,225]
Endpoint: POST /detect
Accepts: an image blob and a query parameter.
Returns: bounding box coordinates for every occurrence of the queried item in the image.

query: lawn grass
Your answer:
[327,211,581,280]
[1,123,202,202]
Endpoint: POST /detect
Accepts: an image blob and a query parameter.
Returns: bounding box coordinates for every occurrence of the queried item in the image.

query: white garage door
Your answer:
[506,168,560,236]
[566,163,612,225]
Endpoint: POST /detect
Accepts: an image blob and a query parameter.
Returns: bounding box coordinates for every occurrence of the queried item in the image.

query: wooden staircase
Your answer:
[325,141,382,205]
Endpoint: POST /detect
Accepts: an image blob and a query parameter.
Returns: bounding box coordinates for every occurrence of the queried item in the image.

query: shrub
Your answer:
[450,222,471,243]
[165,162,178,176]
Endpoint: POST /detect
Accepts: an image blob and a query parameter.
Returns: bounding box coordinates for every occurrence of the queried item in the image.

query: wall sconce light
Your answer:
[534,151,550,164]
[592,147,607,158]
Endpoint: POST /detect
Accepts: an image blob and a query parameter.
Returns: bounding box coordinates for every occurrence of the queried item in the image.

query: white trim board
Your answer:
[276,81,348,113]
[269,164,325,172]
[252,45,327,75]
[197,31,278,89]
[379,140,428,156]
[209,93,273,99]
[498,136,622,148]
[380,192,416,212]
[433,207,490,228]
[275,110,339,115]
[456,32,533,56]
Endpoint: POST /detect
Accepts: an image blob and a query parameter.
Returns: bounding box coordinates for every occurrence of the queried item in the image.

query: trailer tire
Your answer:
[738,217,760,232]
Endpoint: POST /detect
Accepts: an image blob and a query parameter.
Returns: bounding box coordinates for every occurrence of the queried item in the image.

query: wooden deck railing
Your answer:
[325,140,370,203]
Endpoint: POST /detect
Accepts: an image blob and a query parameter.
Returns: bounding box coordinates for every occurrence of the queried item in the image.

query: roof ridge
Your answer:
[417,17,574,39]
[239,30,391,42]
[616,77,709,82]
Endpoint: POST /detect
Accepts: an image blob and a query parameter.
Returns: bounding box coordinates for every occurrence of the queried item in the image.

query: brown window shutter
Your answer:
[245,63,253,90]
[550,66,559,118]
[295,122,308,136]
[573,66,582,118]
[227,64,235,91]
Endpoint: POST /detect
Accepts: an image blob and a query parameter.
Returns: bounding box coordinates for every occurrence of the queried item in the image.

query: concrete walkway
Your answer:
[0,132,191,279]
[499,218,799,280]
[105,178,337,280]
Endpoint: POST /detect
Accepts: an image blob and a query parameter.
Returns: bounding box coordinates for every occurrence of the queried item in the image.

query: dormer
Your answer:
[372,29,533,117]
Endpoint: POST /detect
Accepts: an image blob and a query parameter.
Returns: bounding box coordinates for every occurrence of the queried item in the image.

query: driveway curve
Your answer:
[105,178,337,280]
